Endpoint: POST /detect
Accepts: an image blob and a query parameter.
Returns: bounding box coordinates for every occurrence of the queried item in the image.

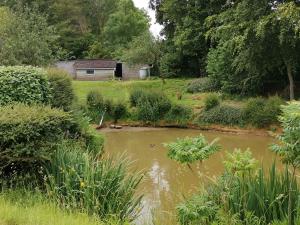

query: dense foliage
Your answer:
[0,104,72,177]
[0,66,51,106]
[47,68,74,111]
[0,0,150,61]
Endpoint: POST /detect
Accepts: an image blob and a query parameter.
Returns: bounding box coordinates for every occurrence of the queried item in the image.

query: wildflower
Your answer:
[80,181,85,188]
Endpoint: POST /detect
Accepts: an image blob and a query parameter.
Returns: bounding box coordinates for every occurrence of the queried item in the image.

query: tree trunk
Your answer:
[287,64,295,101]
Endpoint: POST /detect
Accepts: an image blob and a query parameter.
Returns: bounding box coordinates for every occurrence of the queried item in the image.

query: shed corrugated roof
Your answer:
[74,59,117,69]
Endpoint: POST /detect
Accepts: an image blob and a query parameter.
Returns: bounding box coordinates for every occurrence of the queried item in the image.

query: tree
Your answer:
[120,32,161,69]
[206,0,300,98]
[257,2,300,100]
[271,102,300,225]
[0,6,59,66]
[101,0,150,58]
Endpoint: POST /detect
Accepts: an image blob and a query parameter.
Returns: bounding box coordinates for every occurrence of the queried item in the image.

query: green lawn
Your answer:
[73,78,208,109]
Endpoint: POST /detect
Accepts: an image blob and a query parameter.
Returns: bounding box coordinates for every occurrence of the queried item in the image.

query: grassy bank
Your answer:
[0,191,121,225]
[73,79,207,109]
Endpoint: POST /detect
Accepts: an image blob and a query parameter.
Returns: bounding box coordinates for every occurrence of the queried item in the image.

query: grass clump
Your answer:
[165,104,192,126]
[203,93,220,111]
[187,78,217,94]
[45,142,143,222]
[136,91,171,123]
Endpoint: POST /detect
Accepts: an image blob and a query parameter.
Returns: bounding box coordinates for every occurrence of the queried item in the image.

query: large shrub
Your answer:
[187,77,218,94]
[111,102,127,124]
[47,68,74,111]
[136,91,172,123]
[243,96,283,128]
[199,104,244,126]
[0,104,72,177]
[46,143,143,222]
[0,66,51,106]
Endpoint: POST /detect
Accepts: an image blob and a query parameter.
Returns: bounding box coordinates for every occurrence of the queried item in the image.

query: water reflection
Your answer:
[103,128,275,224]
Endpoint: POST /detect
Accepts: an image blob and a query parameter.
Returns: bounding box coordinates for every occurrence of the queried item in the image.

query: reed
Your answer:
[45,142,143,222]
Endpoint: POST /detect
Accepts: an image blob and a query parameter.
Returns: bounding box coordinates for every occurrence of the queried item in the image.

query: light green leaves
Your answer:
[165,135,220,164]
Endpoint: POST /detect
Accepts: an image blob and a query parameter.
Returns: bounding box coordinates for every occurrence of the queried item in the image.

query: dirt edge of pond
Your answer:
[95,121,280,137]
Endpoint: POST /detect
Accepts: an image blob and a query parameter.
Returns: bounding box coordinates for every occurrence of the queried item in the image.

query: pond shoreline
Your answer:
[97,121,278,137]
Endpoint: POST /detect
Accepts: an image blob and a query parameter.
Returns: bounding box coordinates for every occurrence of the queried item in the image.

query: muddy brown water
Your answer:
[102,128,277,225]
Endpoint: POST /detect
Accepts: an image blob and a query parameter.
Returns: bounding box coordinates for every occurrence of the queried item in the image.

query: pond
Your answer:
[102,127,277,224]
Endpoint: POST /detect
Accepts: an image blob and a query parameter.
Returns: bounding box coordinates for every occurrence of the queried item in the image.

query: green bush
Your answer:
[243,96,283,128]
[165,104,192,126]
[187,77,217,94]
[200,104,244,126]
[46,143,143,222]
[0,66,51,106]
[204,93,220,111]
[111,102,127,123]
[136,91,172,123]
[47,68,74,111]
[86,90,105,123]
[129,89,145,107]
[0,103,72,178]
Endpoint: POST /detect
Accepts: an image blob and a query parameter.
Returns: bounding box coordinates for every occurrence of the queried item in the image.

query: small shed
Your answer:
[74,59,117,81]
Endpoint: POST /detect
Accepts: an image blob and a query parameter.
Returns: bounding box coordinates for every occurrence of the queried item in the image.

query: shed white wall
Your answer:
[76,69,115,80]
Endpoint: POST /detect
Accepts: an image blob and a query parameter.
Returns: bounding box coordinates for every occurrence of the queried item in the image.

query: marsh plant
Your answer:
[271,101,300,225]
[45,142,143,222]
[164,135,220,165]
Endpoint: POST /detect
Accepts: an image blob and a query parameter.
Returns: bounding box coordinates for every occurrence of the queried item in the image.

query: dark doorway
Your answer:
[115,63,122,78]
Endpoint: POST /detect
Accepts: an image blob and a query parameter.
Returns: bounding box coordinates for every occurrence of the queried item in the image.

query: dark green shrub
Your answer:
[111,102,127,123]
[0,103,72,177]
[47,68,74,111]
[204,93,220,111]
[46,143,143,221]
[137,91,171,123]
[86,90,105,123]
[0,66,51,106]
[187,77,217,94]
[243,96,283,128]
[165,104,192,125]
[200,104,243,126]
[129,89,145,107]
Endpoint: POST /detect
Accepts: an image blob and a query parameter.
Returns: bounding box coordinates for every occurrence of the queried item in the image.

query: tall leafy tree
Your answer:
[0,6,59,66]
[206,0,300,98]
[101,0,150,58]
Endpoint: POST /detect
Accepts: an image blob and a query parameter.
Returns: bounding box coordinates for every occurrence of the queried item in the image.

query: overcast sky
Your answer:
[132,0,163,37]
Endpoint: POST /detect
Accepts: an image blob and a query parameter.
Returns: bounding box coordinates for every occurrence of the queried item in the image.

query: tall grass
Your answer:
[227,164,299,223]
[0,190,122,225]
[177,163,299,225]
[45,142,143,222]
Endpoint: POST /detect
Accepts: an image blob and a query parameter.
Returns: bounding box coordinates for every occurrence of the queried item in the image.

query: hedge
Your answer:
[0,66,51,106]
[47,68,74,111]
[0,103,72,176]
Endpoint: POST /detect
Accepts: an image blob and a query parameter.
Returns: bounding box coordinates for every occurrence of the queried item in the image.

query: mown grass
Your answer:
[73,79,208,109]
[0,191,122,225]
